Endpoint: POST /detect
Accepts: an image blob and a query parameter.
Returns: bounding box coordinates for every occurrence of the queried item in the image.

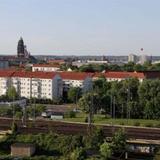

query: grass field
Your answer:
[64,113,160,128]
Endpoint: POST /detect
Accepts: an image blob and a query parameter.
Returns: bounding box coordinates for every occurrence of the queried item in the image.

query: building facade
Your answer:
[32,64,60,72]
[0,71,63,100]
[93,71,145,82]
[58,72,93,92]
[128,54,137,63]
[11,143,35,157]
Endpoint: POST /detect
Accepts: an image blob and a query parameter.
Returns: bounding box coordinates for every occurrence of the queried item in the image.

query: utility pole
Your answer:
[110,94,113,118]
[22,105,27,127]
[88,93,93,136]
[113,96,116,119]
[75,88,80,112]
[126,86,130,124]
[121,103,124,119]
[33,96,36,126]
[12,87,15,123]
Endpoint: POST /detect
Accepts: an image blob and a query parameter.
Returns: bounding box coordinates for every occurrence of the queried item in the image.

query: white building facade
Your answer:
[0,71,63,100]
[32,64,60,72]
[59,72,93,92]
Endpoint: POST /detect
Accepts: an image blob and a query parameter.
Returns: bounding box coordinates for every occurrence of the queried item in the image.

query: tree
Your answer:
[121,62,135,71]
[11,122,18,134]
[138,79,160,119]
[111,129,127,154]
[6,86,18,100]
[78,92,101,114]
[100,141,112,160]
[27,104,46,118]
[68,87,81,103]
[78,93,92,113]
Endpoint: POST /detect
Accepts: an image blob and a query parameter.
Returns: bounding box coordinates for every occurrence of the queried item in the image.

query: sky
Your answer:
[0,0,160,56]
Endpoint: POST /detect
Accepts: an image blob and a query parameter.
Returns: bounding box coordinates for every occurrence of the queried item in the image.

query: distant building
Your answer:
[87,60,108,64]
[32,64,60,72]
[47,59,65,64]
[17,37,25,58]
[11,143,35,157]
[140,54,148,64]
[128,54,137,63]
[0,60,9,69]
[93,71,160,82]
[104,71,145,82]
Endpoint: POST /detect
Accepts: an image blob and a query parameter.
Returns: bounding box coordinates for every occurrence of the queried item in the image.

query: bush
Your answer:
[84,117,88,123]
[133,121,140,126]
[119,122,124,125]
[100,141,112,160]
[65,111,76,118]
[70,147,87,160]
[155,123,160,128]
[145,123,153,127]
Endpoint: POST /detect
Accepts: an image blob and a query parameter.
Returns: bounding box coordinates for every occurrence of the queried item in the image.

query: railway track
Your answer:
[0,117,160,140]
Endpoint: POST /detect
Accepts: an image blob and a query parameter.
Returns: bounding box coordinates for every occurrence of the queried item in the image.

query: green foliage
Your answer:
[77,62,160,73]
[138,79,160,119]
[111,129,127,154]
[83,127,104,150]
[133,121,140,126]
[0,105,22,118]
[6,86,18,100]
[70,147,87,160]
[78,93,92,113]
[27,104,46,118]
[68,87,81,103]
[11,122,18,134]
[79,63,109,72]
[65,111,76,118]
[100,141,112,160]
[144,123,153,127]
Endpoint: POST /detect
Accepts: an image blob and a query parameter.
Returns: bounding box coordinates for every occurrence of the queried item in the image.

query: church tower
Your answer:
[17,37,25,58]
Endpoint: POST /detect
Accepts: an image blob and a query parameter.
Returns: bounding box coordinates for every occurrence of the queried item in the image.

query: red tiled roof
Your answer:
[12,71,57,79]
[0,70,15,77]
[57,72,93,80]
[104,71,145,79]
[127,72,145,79]
[33,64,60,68]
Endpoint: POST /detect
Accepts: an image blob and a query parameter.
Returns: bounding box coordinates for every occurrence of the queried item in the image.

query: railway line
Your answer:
[0,117,160,140]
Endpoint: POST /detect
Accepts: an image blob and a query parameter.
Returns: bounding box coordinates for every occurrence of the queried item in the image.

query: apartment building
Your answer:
[58,72,93,92]
[93,71,160,82]
[32,64,60,72]
[0,71,14,95]
[104,71,145,82]
[0,70,63,100]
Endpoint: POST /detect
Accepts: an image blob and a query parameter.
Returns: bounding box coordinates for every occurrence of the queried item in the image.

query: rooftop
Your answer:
[33,63,60,68]
[58,72,94,80]
[11,143,35,148]
[0,70,58,79]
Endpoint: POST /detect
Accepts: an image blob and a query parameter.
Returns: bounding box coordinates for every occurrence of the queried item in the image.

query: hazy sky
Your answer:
[0,0,160,55]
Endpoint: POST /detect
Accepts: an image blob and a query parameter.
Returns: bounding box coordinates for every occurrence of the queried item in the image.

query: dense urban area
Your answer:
[0,38,159,160]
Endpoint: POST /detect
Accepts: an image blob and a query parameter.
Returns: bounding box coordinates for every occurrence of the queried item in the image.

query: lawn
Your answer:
[64,113,160,128]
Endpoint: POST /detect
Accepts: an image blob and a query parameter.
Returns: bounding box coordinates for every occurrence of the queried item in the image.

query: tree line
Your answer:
[0,127,127,160]
[60,61,160,72]
[74,77,160,120]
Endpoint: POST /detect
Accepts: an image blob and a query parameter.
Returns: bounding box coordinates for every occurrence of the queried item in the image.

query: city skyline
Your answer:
[0,0,160,55]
